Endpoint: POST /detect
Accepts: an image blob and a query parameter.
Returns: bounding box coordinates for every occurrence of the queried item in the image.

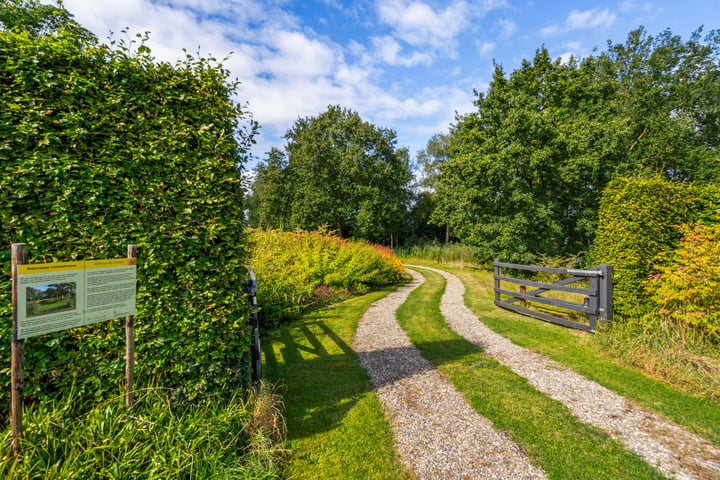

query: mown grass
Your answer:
[405,258,720,446]
[398,266,666,480]
[262,285,411,480]
[0,386,284,479]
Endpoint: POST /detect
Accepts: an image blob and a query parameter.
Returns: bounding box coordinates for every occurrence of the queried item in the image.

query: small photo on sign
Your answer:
[25,282,77,318]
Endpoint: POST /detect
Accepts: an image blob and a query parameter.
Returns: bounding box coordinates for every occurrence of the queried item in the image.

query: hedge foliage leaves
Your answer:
[592,176,720,318]
[0,22,258,409]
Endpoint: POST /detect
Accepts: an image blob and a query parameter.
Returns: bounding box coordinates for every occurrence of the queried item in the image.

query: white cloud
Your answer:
[620,0,656,13]
[376,0,471,49]
[478,41,496,57]
[405,84,478,143]
[541,8,616,36]
[557,52,575,64]
[262,31,340,78]
[375,0,506,53]
[556,40,598,62]
[498,18,517,38]
[371,36,433,67]
[566,8,616,30]
[66,0,281,40]
[56,0,484,162]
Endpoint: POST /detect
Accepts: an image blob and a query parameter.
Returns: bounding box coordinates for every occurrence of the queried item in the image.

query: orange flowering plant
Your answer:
[247,228,405,324]
[646,223,720,335]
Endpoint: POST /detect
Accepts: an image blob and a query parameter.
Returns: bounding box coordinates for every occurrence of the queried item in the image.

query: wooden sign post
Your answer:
[11,243,26,455]
[125,244,136,407]
[8,244,138,453]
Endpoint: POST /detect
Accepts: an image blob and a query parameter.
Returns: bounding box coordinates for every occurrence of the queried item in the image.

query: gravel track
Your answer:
[413,265,720,480]
[353,269,548,480]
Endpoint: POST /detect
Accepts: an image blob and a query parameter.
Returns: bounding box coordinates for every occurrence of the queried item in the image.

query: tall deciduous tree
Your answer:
[434,27,720,262]
[417,133,450,190]
[246,147,291,229]
[250,105,413,244]
[414,133,450,242]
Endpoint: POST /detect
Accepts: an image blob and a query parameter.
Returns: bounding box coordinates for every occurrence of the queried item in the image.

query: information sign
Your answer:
[17,258,136,339]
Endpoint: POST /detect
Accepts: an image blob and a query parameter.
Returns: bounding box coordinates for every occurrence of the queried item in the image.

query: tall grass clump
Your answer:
[594,319,720,403]
[247,228,405,325]
[394,241,479,265]
[0,384,285,479]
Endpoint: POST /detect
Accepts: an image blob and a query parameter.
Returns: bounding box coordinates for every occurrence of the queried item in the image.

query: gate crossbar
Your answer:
[493,260,613,332]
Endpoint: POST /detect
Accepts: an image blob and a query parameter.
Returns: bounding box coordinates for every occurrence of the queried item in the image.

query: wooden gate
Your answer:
[493,260,613,332]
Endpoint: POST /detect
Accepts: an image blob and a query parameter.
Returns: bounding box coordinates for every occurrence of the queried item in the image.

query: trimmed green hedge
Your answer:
[591,176,719,316]
[0,27,257,409]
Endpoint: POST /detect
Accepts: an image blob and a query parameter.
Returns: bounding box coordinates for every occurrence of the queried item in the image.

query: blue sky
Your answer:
[57,0,716,168]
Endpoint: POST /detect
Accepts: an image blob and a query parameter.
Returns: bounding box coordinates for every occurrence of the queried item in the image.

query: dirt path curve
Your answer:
[353,269,547,480]
[412,265,720,480]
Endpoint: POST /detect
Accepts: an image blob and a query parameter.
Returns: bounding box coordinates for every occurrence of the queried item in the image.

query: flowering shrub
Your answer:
[646,223,720,335]
[374,244,405,279]
[247,229,405,325]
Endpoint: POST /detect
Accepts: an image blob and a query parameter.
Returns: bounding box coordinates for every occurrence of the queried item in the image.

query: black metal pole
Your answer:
[244,268,261,382]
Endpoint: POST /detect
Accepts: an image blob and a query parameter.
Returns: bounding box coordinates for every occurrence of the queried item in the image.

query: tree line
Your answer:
[247,26,720,262]
[26,283,75,302]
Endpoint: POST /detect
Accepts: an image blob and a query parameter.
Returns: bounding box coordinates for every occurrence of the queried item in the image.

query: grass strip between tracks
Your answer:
[407,259,720,446]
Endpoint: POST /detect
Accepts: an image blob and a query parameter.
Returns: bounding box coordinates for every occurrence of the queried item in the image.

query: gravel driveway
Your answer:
[353,269,547,480]
[413,265,720,480]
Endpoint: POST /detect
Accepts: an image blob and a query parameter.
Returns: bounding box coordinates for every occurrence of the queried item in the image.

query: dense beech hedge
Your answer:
[0,24,258,408]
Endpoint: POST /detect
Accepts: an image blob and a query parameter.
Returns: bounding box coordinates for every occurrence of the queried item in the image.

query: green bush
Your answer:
[0,21,257,409]
[248,229,405,325]
[591,176,719,316]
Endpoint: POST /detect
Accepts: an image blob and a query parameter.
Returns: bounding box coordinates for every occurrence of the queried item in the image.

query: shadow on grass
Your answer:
[262,319,479,441]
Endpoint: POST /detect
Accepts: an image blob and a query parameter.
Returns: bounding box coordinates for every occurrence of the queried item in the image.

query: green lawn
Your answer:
[27,299,74,317]
[262,261,720,480]
[262,286,411,480]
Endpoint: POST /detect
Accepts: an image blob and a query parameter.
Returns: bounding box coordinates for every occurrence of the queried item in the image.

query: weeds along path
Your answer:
[412,265,720,480]
[353,269,547,480]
